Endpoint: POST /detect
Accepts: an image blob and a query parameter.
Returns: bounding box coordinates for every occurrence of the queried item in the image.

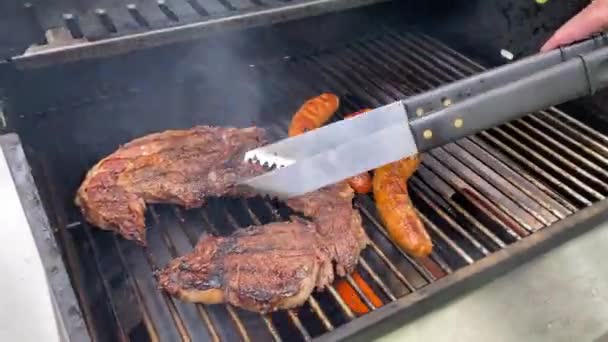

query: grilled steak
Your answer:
[158,220,326,312]
[287,183,368,278]
[158,182,369,313]
[75,126,266,244]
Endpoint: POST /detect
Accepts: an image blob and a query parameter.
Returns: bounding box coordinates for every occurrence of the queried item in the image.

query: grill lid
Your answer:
[6,0,389,68]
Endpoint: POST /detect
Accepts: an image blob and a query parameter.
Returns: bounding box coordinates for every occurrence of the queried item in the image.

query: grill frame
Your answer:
[4,3,608,339]
[0,133,91,342]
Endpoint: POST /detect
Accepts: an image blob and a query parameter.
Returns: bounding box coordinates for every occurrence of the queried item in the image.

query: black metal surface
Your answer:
[423,0,589,66]
[4,12,608,342]
[8,0,390,68]
[0,133,89,342]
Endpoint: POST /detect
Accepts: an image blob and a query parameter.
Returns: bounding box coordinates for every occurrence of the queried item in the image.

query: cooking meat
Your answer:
[158,220,325,312]
[77,123,369,312]
[75,126,266,244]
[343,108,432,257]
[158,182,369,313]
[288,93,339,137]
[373,155,432,257]
[287,182,368,278]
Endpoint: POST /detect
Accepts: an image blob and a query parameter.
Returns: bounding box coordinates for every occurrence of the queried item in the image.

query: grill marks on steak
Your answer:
[158,220,324,312]
[287,183,368,279]
[75,126,266,244]
[158,182,369,313]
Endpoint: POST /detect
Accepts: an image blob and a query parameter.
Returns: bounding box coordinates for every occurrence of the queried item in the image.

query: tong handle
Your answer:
[409,45,608,152]
[402,34,608,118]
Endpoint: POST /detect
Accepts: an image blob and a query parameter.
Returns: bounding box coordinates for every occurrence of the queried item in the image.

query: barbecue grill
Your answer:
[2,0,608,341]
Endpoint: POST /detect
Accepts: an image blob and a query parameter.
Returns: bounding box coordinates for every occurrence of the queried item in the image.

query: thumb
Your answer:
[541,0,608,52]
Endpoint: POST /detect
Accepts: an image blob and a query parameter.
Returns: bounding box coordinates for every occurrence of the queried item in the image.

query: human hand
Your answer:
[541,0,608,52]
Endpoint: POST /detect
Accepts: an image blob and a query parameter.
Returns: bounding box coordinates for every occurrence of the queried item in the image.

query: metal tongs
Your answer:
[239,35,608,199]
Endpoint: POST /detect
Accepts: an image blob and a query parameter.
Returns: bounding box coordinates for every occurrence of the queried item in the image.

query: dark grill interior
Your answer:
[4,0,608,340]
[7,21,608,340]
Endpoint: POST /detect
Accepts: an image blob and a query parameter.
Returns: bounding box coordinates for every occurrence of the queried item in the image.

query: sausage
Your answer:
[347,173,373,194]
[373,155,433,257]
[343,107,431,256]
[288,93,340,137]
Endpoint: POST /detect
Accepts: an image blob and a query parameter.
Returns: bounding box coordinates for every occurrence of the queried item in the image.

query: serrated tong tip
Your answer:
[244,150,295,169]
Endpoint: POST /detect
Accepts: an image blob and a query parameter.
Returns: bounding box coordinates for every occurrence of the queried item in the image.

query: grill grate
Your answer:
[35,28,608,341]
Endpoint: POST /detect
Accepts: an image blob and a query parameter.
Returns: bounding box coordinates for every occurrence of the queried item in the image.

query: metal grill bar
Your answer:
[417,211,475,265]
[306,298,334,332]
[169,208,232,342]
[81,223,132,341]
[409,177,510,248]
[112,236,161,342]
[453,138,572,220]
[475,132,592,207]
[353,201,446,280]
[287,310,312,341]
[526,112,608,169]
[358,258,398,301]
[544,108,608,154]
[512,119,608,181]
[344,275,377,311]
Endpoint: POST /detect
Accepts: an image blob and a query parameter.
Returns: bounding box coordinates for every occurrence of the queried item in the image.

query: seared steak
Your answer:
[287,182,368,279]
[75,126,266,244]
[158,182,369,313]
[158,220,326,312]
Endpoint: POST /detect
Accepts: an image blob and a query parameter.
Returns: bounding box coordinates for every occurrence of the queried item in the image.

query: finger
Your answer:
[541,1,608,52]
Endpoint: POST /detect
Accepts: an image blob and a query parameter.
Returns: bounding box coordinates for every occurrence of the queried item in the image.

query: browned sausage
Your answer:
[373,155,432,257]
[347,173,373,194]
[288,93,340,137]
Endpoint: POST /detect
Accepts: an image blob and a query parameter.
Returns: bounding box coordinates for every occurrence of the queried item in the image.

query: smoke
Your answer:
[172,31,267,129]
